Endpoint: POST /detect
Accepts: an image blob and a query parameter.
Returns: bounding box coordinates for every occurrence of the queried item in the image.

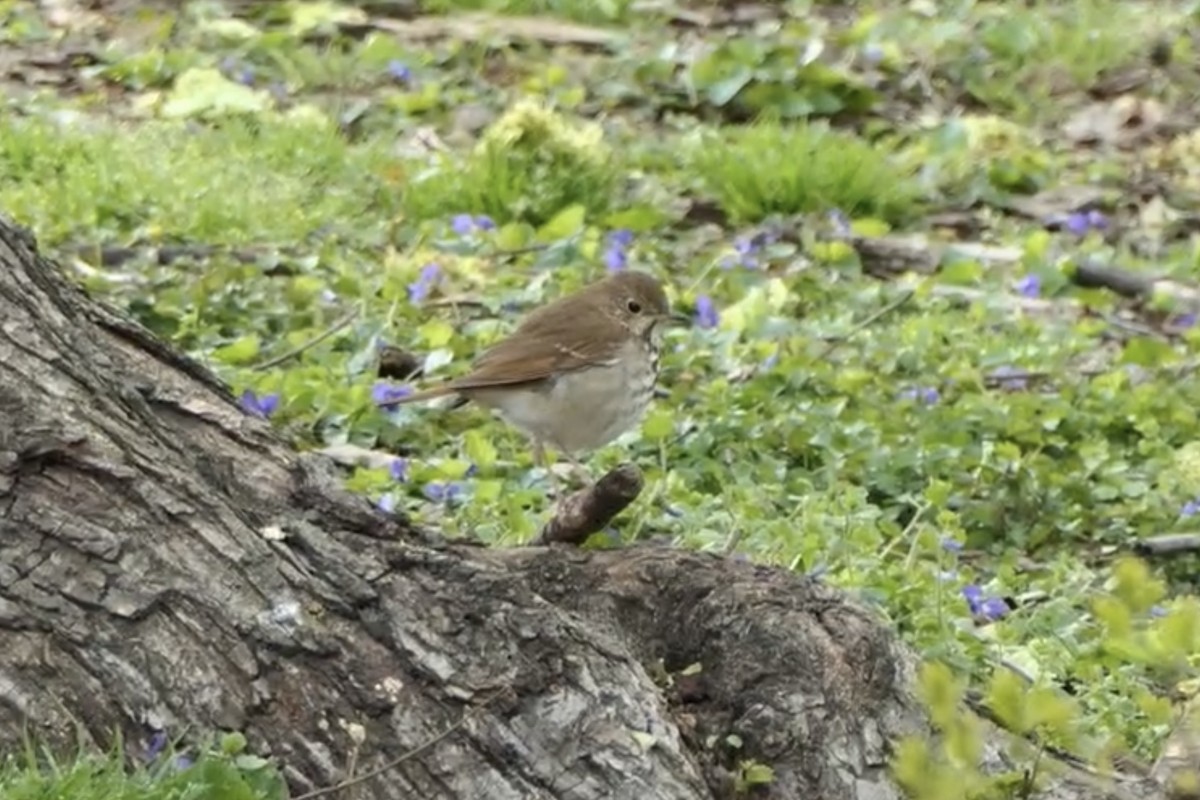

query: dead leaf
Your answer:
[1062,95,1166,148]
[364,13,621,50]
[1002,185,1109,222]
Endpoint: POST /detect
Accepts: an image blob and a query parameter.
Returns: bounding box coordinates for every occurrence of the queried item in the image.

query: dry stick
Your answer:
[810,289,916,363]
[292,689,505,800]
[253,308,360,371]
[533,464,644,546]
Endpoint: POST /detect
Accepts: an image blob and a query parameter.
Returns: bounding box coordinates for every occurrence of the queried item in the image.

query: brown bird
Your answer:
[383,270,686,485]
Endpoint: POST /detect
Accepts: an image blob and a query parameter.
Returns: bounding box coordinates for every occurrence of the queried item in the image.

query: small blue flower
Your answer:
[1064,212,1090,236]
[990,365,1029,391]
[828,208,852,237]
[389,458,408,482]
[1150,605,1168,618]
[979,596,1009,620]
[173,755,194,772]
[940,537,963,553]
[145,730,168,761]
[386,60,412,83]
[900,386,940,405]
[861,43,884,66]
[450,214,495,236]
[1015,274,1041,298]
[962,584,1008,621]
[603,229,633,272]
[733,236,760,268]
[694,295,719,329]
[464,463,479,478]
[604,245,627,272]
[408,263,441,303]
[372,382,413,407]
[241,390,280,418]
[1171,312,1197,329]
[609,229,633,247]
[423,482,464,504]
[378,493,397,513]
[761,351,780,370]
[1061,210,1108,236]
[1182,498,1200,517]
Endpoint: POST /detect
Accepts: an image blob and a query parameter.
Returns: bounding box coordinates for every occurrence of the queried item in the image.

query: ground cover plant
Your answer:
[2,0,1200,797]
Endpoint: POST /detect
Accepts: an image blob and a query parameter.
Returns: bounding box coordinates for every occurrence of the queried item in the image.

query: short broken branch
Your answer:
[533,463,644,545]
[1132,533,1200,557]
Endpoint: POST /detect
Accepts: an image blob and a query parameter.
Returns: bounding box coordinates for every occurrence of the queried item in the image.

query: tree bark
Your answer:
[0,216,1171,800]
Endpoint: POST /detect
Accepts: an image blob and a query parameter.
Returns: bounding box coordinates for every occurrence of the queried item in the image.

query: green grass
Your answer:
[0,733,286,800]
[3,0,1200,796]
[0,114,396,246]
[687,121,922,224]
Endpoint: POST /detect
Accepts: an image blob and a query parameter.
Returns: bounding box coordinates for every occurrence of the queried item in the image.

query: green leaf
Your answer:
[233,754,272,771]
[1119,336,1178,367]
[419,320,455,349]
[706,69,753,106]
[464,429,498,469]
[212,335,261,365]
[161,67,272,119]
[220,731,248,755]
[741,761,775,786]
[642,408,674,441]
[536,204,587,242]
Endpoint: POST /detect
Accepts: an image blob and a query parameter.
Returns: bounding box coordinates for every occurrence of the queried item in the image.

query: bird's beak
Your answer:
[664,312,692,328]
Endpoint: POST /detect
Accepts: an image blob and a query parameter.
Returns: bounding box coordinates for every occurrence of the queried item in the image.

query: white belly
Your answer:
[469,340,656,454]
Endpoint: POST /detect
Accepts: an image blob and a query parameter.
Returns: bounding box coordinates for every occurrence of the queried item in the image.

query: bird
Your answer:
[381,269,687,488]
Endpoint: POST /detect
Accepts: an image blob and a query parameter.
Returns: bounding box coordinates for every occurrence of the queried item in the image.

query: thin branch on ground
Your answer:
[811,289,915,362]
[292,689,507,800]
[253,308,360,371]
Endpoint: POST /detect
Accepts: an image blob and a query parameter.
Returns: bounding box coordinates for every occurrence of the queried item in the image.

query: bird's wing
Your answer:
[447,300,625,391]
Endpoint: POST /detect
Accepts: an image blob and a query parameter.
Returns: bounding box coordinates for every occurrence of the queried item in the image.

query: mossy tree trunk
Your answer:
[0,216,1167,800]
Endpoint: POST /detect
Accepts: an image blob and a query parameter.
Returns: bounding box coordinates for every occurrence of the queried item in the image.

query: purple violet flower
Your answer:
[390,458,408,482]
[900,386,940,405]
[828,209,852,237]
[1015,274,1041,298]
[423,482,464,504]
[408,263,441,303]
[990,365,1029,391]
[241,390,280,418]
[387,60,412,83]
[962,584,1008,621]
[603,229,633,272]
[694,295,719,329]
[145,730,168,761]
[372,382,413,407]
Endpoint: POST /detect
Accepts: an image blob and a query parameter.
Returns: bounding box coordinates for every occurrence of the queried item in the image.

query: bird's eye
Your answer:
[627,300,642,314]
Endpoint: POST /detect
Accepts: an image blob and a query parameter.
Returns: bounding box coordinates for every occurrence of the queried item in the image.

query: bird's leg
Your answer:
[532,439,563,498]
[561,452,592,487]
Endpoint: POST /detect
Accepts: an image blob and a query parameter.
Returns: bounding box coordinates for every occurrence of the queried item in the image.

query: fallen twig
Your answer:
[811,290,915,362]
[292,688,507,800]
[1070,258,1200,310]
[533,464,644,546]
[253,308,360,371]
[1132,533,1200,557]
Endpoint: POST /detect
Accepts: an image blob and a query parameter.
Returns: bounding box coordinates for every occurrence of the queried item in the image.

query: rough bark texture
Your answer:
[0,216,1172,800]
